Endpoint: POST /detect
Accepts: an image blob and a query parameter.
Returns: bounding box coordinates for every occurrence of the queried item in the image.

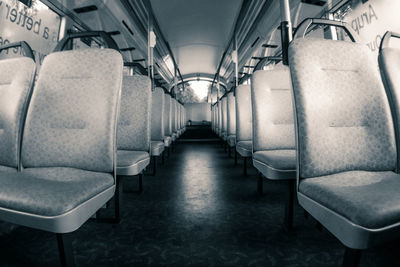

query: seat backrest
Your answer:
[378,32,400,170]
[289,38,396,179]
[235,84,252,142]
[211,105,215,131]
[117,75,151,152]
[0,57,36,169]
[251,67,295,153]
[151,87,165,141]
[177,102,181,130]
[164,93,172,136]
[22,49,123,172]
[227,92,236,136]
[221,96,228,134]
[218,100,222,135]
[172,99,177,133]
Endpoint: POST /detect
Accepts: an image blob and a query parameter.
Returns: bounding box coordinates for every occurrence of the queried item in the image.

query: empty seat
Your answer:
[379,31,400,165]
[176,103,181,137]
[251,66,296,228]
[0,46,123,265]
[235,84,253,175]
[117,74,151,192]
[218,100,222,137]
[164,93,172,149]
[226,92,236,155]
[150,87,166,175]
[221,96,228,141]
[0,42,36,173]
[171,98,177,142]
[182,104,186,132]
[289,35,400,265]
[211,105,213,131]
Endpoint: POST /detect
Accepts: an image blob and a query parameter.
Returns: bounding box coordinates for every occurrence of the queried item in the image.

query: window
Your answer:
[334,0,400,54]
[176,80,211,103]
[0,0,61,70]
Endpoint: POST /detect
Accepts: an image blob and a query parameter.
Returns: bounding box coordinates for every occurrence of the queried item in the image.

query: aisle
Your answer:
[0,143,398,266]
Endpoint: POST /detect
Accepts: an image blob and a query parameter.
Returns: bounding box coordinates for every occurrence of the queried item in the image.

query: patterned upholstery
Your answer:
[235,85,252,142]
[117,75,151,152]
[117,150,150,176]
[117,150,149,167]
[299,171,400,228]
[379,47,400,170]
[151,87,165,141]
[289,39,396,178]
[227,135,236,147]
[178,104,182,130]
[218,101,222,136]
[221,97,228,136]
[164,136,172,147]
[253,150,296,171]
[164,94,172,136]
[236,140,252,157]
[0,166,17,172]
[0,57,36,169]
[227,92,236,136]
[176,102,180,132]
[0,167,114,216]
[211,105,214,131]
[151,141,164,156]
[22,49,123,173]
[251,67,295,152]
[171,99,177,133]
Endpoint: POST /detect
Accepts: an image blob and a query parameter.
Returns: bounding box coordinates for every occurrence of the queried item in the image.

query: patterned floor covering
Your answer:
[0,142,399,266]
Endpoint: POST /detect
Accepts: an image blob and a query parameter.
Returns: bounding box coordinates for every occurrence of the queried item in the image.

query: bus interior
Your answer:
[0,0,399,266]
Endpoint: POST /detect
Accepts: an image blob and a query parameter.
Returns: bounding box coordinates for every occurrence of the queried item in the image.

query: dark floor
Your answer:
[180,125,215,139]
[0,142,399,266]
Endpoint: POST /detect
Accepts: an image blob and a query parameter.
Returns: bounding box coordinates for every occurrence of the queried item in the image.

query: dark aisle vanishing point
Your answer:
[0,142,398,266]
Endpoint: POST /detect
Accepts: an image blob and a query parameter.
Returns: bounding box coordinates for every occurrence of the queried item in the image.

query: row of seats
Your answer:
[212,20,400,266]
[0,33,186,266]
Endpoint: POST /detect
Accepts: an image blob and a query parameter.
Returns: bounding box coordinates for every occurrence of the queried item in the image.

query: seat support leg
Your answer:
[138,172,143,194]
[228,146,231,158]
[342,248,362,267]
[167,147,170,157]
[162,151,165,165]
[114,176,121,223]
[258,172,263,195]
[56,233,75,267]
[234,149,238,166]
[243,157,247,176]
[151,156,156,176]
[284,179,296,231]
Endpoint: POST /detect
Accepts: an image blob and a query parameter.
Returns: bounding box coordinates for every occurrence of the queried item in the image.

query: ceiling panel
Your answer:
[150,0,243,76]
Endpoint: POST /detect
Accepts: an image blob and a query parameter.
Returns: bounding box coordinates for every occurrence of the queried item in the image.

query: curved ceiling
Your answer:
[150,0,243,77]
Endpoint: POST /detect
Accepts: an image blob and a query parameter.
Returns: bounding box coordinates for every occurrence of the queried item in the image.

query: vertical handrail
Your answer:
[280,0,292,65]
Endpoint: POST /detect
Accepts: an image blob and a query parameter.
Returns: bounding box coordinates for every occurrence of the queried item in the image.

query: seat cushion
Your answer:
[0,167,114,216]
[236,141,252,157]
[253,150,296,180]
[151,141,165,156]
[164,136,172,147]
[0,166,17,172]
[299,170,400,229]
[117,150,150,176]
[227,135,236,147]
[253,150,296,170]
[221,131,227,141]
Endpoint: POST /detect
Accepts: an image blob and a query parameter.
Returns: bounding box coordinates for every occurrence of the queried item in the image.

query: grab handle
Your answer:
[54,31,119,52]
[0,41,35,61]
[293,18,358,42]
